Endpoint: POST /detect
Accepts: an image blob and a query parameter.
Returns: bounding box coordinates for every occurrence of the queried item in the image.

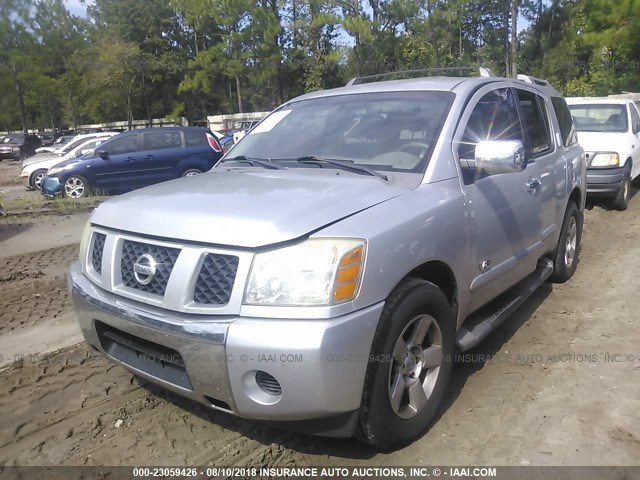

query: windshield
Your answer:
[227,91,455,173]
[60,137,93,154]
[4,135,24,144]
[569,104,629,133]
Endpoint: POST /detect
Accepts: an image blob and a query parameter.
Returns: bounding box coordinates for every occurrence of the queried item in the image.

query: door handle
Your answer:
[143,155,153,160]
[526,178,541,190]
[126,157,135,162]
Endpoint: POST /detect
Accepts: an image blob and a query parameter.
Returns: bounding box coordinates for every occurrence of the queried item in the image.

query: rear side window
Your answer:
[142,132,182,151]
[184,130,207,147]
[551,97,577,146]
[458,88,524,160]
[516,89,551,157]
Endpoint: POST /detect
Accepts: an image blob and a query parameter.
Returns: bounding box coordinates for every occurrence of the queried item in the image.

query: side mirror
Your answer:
[474,140,526,174]
[98,150,109,160]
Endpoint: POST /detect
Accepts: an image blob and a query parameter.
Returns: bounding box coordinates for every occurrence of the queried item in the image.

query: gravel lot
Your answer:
[0,159,639,466]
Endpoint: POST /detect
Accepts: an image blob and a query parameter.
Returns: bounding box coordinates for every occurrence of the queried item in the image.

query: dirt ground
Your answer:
[0,159,639,467]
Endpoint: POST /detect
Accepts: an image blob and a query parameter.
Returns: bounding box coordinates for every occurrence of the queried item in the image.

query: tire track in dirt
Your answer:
[0,244,78,335]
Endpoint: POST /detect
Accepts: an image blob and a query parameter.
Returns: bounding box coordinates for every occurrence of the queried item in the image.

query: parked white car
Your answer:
[21,133,118,190]
[34,135,74,154]
[567,98,640,210]
[23,132,119,168]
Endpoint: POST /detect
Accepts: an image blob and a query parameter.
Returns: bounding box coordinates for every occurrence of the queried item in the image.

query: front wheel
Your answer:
[549,201,582,283]
[611,164,631,211]
[358,278,454,451]
[30,169,47,190]
[63,175,90,199]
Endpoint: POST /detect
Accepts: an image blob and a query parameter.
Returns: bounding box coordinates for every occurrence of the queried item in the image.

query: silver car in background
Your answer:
[68,69,586,450]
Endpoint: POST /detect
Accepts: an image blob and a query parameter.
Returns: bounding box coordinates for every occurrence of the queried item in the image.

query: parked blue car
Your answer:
[41,127,223,199]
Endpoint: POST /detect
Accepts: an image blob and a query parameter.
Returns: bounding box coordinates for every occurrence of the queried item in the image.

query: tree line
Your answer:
[1,0,639,133]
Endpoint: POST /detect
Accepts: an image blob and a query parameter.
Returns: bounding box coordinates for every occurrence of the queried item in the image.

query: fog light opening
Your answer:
[255,370,282,396]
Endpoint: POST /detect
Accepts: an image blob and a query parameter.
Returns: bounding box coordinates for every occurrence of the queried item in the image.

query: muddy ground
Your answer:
[0,159,639,467]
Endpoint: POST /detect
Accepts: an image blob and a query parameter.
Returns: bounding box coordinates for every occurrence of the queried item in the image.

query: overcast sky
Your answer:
[64,0,90,17]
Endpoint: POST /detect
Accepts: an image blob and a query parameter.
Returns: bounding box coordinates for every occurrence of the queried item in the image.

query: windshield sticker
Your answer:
[250,110,292,134]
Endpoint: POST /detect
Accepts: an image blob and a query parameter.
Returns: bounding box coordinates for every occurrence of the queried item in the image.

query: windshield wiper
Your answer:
[295,155,388,181]
[221,155,284,170]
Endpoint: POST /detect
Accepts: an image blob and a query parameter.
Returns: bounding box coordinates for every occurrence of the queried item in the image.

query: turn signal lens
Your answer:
[332,245,365,302]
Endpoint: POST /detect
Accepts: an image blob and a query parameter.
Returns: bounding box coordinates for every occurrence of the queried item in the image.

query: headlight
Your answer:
[48,165,69,175]
[590,153,619,167]
[245,238,366,306]
[79,221,91,264]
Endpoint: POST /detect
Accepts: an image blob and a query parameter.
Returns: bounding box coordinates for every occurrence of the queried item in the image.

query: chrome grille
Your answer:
[120,240,180,296]
[91,233,106,274]
[193,254,239,305]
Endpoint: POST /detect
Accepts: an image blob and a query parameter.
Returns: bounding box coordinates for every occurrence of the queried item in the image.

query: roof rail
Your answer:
[516,74,549,86]
[346,66,497,86]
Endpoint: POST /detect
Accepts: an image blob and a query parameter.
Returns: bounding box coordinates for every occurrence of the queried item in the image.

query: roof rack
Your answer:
[346,66,497,86]
[516,74,549,86]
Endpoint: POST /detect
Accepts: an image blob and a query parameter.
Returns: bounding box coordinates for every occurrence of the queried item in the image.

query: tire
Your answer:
[29,169,47,190]
[358,278,454,451]
[181,168,203,177]
[611,164,631,211]
[63,175,90,199]
[549,201,582,283]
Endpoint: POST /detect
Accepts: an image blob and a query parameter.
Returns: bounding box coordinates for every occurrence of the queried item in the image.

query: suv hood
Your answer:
[91,168,406,248]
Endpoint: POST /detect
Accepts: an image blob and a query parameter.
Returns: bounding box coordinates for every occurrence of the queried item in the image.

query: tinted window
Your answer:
[569,104,628,132]
[459,88,524,160]
[516,89,551,157]
[184,130,207,147]
[629,104,640,133]
[551,97,577,147]
[143,132,182,151]
[102,135,138,155]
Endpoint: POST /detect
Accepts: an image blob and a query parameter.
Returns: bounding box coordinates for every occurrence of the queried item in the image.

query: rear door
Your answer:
[91,133,140,191]
[138,130,184,186]
[455,85,543,312]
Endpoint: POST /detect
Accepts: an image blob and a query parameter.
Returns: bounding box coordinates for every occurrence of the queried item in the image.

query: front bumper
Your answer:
[68,261,382,436]
[41,175,62,198]
[586,166,625,195]
[0,151,19,161]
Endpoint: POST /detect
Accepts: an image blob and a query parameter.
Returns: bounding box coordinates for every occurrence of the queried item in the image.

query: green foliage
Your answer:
[1,0,639,132]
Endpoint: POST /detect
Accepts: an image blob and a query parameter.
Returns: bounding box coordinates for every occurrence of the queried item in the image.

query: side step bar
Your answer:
[456,258,554,352]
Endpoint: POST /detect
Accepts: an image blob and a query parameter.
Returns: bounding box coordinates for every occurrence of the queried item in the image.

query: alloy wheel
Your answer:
[388,314,443,419]
[64,177,85,198]
[34,172,45,189]
[564,216,577,268]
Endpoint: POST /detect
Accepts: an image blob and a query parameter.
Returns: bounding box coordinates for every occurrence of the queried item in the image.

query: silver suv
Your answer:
[69,69,586,450]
